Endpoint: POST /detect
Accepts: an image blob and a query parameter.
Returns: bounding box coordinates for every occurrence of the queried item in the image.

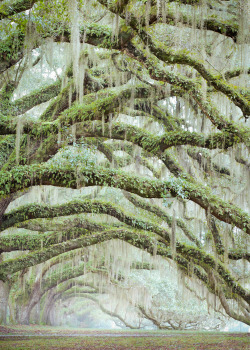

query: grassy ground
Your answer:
[0,326,249,349]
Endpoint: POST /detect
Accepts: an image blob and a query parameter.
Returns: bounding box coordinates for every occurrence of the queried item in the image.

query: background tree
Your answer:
[0,0,249,328]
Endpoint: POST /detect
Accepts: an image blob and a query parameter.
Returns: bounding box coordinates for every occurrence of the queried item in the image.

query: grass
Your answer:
[0,326,249,349]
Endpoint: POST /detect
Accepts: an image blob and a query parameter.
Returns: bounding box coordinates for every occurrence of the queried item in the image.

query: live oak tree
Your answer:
[0,0,249,327]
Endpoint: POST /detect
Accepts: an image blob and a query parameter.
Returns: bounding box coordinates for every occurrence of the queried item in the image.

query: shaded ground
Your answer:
[0,326,249,349]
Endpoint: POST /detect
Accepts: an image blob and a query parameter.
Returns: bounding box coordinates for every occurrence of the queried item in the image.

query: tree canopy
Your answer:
[0,0,249,328]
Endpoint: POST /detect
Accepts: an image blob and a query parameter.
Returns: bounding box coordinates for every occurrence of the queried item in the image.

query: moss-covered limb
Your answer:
[19,215,115,233]
[0,116,18,135]
[0,232,49,252]
[100,0,130,13]
[40,71,106,122]
[35,135,151,177]
[167,254,209,293]
[38,80,74,121]
[53,291,139,329]
[113,57,179,131]
[95,141,133,169]
[218,288,250,325]
[0,0,38,19]
[123,106,159,125]
[30,119,177,168]
[50,261,152,298]
[206,210,225,255]
[123,191,201,248]
[176,243,250,304]
[9,80,61,116]
[195,94,250,141]
[124,40,250,143]
[150,104,180,131]
[200,17,238,42]
[27,134,58,165]
[0,82,17,114]
[0,195,13,226]
[97,135,160,176]
[150,1,239,42]
[76,120,241,153]
[228,249,250,262]
[40,265,95,313]
[85,138,120,168]
[0,29,25,73]
[0,21,129,74]
[144,37,250,116]
[192,267,250,325]
[99,0,238,41]
[0,222,113,252]
[128,100,180,131]
[189,267,249,324]
[58,289,96,297]
[42,264,104,295]
[8,232,249,314]
[39,250,90,284]
[61,292,140,329]
[235,153,250,169]
[0,227,92,252]
[0,135,15,170]
[0,78,102,135]
[139,157,162,178]
[0,162,249,233]
[0,231,212,302]
[0,232,96,281]
[239,299,250,316]
[56,83,150,128]
[161,149,250,228]
[0,228,161,281]
[50,280,97,296]
[138,306,173,330]
[191,87,250,143]
[98,2,248,114]
[0,135,41,172]
[206,270,250,325]
[1,198,172,241]
[187,148,230,176]
[88,136,172,179]
[71,119,242,180]
[224,67,250,80]
[0,83,151,138]
[0,144,18,171]
[107,140,151,159]
[39,74,100,121]
[161,149,195,179]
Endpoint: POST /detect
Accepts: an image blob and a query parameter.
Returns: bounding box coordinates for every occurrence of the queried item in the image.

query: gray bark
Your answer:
[0,281,10,324]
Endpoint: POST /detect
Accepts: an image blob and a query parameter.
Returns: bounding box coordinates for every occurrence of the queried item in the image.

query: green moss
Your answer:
[0,0,40,19]
[11,81,61,117]
[0,163,249,234]
[0,135,15,169]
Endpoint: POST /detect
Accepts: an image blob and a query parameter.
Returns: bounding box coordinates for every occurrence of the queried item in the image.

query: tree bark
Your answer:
[17,281,41,325]
[0,195,13,226]
[0,281,10,324]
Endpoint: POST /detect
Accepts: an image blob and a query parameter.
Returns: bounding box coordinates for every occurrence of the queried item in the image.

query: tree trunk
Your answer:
[0,281,10,324]
[31,302,41,324]
[48,303,56,326]
[17,282,42,325]
[18,306,30,325]
[40,290,55,325]
[0,195,13,225]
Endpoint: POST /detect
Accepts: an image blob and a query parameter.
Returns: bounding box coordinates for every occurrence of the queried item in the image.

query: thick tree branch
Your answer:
[0,0,38,20]
[0,163,249,233]
[98,1,248,115]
